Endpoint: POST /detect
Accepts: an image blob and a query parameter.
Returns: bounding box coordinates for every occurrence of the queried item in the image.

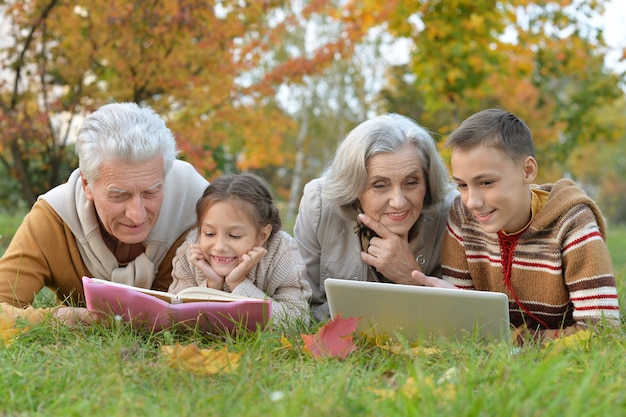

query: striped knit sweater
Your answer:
[442,178,620,330]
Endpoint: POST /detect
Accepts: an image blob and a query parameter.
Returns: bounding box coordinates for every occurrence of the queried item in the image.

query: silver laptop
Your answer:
[325,278,511,342]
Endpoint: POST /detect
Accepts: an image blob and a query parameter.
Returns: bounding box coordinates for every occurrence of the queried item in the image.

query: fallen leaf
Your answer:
[280,334,293,350]
[374,336,441,357]
[0,314,27,348]
[371,376,419,401]
[161,342,242,375]
[301,314,360,359]
[371,374,457,402]
[542,329,592,354]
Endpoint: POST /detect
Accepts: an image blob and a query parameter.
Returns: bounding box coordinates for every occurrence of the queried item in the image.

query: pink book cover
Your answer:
[82,276,272,333]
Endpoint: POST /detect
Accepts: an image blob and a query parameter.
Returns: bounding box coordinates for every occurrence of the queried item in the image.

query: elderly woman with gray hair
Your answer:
[294,114,458,321]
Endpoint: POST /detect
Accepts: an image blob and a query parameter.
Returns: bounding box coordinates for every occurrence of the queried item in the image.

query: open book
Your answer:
[82,276,272,333]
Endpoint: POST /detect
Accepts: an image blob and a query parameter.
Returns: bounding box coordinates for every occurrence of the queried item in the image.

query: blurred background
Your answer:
[0,0,624,228]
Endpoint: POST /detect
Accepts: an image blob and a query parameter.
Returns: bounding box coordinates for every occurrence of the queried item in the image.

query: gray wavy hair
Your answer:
[76,102,178,183]
[323,113,453,220]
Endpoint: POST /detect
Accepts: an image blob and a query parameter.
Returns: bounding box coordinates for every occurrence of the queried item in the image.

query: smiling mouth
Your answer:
[474,210,495,220]
[211,255,236,264]
[122,222,145,230]
[387,210,409,219]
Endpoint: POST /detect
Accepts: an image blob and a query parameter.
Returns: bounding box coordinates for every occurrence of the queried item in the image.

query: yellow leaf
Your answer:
[372,334,441,356]
[446,68,465,84]
[400,376,419,397]
[370,373,456,402]
[370,387,397,401]
[370,377,420,401]
[161,343,242,375]
[542,330,592,354]
[0,314,27,348]
[465,13,485,30]
[280,334,293,350]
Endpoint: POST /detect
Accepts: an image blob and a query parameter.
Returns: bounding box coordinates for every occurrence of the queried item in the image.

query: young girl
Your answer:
[169,173,312,327]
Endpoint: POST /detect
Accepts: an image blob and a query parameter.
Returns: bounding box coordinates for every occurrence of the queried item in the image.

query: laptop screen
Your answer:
[325,278,511,342]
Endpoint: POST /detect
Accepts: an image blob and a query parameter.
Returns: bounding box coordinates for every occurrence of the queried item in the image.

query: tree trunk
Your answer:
[286,112,309,225]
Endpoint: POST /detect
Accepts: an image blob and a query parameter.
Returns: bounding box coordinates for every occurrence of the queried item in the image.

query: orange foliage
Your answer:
[1,0,374,182]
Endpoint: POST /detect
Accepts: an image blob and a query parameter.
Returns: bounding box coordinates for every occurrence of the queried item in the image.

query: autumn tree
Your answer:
[377,0,624,182]
[265,0,392,223]
[568,96,626,224]
[0,0,369,206]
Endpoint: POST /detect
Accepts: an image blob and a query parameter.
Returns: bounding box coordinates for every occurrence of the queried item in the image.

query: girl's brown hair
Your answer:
[196,173,281,237]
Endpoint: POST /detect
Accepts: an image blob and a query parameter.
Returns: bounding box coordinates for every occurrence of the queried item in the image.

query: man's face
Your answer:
[82,157,165,244]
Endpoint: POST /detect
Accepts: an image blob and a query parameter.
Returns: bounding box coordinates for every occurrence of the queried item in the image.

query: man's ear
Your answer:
[81,171,94,202]
[522,156,538,183]
[257,224,272,246]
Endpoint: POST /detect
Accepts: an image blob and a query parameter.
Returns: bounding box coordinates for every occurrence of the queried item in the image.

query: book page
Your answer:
[87,278,178,303]
[177,286,258,302]
[85,277,259,303]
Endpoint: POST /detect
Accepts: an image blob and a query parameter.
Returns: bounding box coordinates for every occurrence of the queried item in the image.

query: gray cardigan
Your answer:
[294,177,457,321]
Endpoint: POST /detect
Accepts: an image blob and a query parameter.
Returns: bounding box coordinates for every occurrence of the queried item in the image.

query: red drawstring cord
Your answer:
[498,231,551,330]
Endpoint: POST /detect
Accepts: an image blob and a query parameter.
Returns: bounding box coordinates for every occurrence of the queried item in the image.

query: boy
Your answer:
[413,108,620,344]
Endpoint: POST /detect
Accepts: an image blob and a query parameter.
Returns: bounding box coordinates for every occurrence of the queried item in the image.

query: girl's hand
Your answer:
[224,246,268,290]
[188,243,224,289]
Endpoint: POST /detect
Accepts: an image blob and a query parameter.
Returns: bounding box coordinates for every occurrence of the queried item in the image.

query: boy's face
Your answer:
[451,144,537,234]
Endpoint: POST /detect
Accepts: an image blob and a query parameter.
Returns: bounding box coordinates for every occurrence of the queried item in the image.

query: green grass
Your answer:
[607,226,626,271]
[0,210,24,253]
[2,216,626,416]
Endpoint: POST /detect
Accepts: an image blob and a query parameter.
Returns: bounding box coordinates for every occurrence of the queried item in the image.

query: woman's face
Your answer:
[358,144,427,240]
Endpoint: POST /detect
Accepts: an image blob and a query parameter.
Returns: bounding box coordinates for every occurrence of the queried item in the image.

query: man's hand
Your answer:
[358,213,423,285]
[52,306,105,326]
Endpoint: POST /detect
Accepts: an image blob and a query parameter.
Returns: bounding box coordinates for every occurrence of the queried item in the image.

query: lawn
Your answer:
[607,226,626,271]
[1,214,626,416]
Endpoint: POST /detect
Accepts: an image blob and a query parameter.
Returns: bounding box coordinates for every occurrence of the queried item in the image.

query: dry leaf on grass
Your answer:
[371,371,457,402]
[280,334,293,350]
[371,334,441,356]
[301,314,360,359]
[542,329,592,354]
[0,314,27,348]
[161,342,242,375]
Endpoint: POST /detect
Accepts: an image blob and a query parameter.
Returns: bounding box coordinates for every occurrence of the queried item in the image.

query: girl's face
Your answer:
[358,144,427,240]
[198,200,271,277]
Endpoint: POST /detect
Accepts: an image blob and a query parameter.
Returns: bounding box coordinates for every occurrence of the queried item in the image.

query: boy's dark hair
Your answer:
[445,109,535,161]
[196,173,282,237]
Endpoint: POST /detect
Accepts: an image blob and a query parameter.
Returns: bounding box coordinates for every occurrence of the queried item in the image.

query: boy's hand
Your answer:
[188,243,224,289]
[224,246,268,290]
[358,213,425,285]
[411,270,456,289]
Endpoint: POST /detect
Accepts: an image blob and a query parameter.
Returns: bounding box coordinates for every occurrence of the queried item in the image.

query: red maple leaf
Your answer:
[301,314,361,360]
